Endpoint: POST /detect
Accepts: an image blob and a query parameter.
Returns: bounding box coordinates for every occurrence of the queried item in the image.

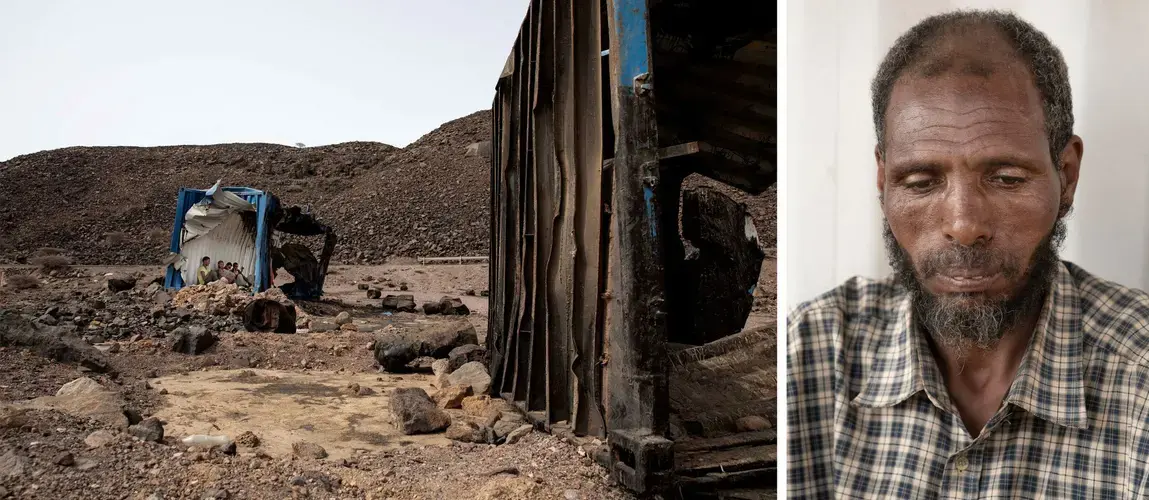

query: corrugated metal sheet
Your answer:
[179,212,258,286]
[490,0,609,438]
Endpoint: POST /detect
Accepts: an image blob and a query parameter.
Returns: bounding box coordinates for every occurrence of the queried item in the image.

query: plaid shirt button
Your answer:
[955,454,969,472]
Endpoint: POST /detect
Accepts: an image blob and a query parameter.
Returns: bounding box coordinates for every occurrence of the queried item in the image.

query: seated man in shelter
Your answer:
[197,256,212,285]
[204,260,222,283]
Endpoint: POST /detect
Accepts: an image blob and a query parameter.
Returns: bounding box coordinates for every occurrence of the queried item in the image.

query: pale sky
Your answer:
[0,0,527,161]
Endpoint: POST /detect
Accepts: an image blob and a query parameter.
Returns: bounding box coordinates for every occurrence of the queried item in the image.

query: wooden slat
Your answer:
[673,430,776,454]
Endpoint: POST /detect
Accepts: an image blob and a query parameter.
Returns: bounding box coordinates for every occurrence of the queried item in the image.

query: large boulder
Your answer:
[243,299,297,333]
[128,417,165,442]
[169,326,217,355]
[448,344,487,372]
[23,377,128,428]
[423,296,470,316]
[432,385,471,409]
[373,338,419,373]
[389,388,451,435]
[447,362,492,396]
[381,295,417,313]
[373,320,479,372]
[418,320,479,358]
[106,273,137,292]
[438,297,470,316]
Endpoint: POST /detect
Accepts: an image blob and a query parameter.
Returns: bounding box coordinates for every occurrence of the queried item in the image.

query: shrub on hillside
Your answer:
[6,273,39,290]
[29,254,72,271]
[31,247,66,258]
[105,232,129,245]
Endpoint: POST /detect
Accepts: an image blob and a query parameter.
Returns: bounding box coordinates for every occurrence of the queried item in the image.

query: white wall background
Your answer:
[786,0,1149,310]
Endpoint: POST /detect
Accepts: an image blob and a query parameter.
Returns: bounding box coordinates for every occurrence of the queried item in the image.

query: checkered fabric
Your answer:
[787,261,1149,499]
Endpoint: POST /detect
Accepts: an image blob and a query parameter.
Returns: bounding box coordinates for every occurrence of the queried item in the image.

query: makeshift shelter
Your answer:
[162,180,336,300]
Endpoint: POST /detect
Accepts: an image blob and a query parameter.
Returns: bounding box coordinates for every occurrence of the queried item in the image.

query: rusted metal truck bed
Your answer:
[488,0,776,495]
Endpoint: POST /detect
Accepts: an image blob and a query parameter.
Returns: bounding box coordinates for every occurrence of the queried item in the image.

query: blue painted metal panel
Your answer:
[163,186,273,294]
[614,0,650,87]
[252,194,276,292]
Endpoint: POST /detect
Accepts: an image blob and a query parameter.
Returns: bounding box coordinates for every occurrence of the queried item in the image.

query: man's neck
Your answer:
[932,312,1039,436]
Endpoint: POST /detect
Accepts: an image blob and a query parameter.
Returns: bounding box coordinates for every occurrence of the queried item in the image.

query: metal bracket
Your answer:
[608,428,673,494]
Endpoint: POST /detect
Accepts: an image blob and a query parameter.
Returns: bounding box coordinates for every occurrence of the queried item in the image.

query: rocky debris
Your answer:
[381,294,417,313]
[0,310,111,373]
[445,420,490,444]
[53,451,75,466]
[448,344,487,372]
[736,415,771,432]
[432,385,471,409]
[309,318,338,332]
[447,361,492,396]
[0,451,27,479]
[504,424,534,445]
[408,356,436,372]
[373,320,478,372]
[85,429,118,448]
[464,395,523,429]
[22,377,129,428]
[106,273,137,292]
[124,407,144,424]
[170,325,217,355]
[423,296,470,316]
[493,412,529,440]
[292,441,328,460]
[464,140,492,158]
[476,476,544,500]
[128,417,165,442]
[357,283,369,290]
[202,488,231,499]
[235,431,261,448]
[366,289,382,299]
[334,311,352,325]
[432,359,451,388]
[0,408,27,429]
[390,387,451,435]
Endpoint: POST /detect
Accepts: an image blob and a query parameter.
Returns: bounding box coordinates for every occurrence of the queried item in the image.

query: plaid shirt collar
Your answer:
[850,262,1089,430]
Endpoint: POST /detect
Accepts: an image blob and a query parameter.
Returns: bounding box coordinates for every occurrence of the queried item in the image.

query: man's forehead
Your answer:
[883,65,1047,159]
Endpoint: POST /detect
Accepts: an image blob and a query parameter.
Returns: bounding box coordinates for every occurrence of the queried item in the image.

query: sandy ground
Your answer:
[153,368,451,460]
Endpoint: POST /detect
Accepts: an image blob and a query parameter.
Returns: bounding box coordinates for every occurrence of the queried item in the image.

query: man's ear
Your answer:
[1057,135,1084,217]
[875,145,886,204]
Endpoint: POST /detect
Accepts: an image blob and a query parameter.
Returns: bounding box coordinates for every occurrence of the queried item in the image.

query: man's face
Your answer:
[877,57,1082,351]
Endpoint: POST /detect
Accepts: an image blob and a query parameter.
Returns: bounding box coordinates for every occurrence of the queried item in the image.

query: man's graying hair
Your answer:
[870,10,1074,166]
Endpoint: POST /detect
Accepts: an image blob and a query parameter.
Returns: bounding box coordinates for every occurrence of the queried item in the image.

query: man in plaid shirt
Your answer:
[788,10,1149,499]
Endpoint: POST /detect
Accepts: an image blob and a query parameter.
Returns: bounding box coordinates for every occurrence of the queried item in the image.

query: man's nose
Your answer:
[942,182,992,246]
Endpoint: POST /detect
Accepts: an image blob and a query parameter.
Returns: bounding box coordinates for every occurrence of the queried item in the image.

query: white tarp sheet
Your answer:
[183,180,256,238]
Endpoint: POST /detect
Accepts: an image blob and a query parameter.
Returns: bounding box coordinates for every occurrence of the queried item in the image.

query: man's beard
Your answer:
[883,218,1067,358]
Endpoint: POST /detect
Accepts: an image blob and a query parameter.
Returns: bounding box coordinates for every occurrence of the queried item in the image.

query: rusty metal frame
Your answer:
[489,0,776,495]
